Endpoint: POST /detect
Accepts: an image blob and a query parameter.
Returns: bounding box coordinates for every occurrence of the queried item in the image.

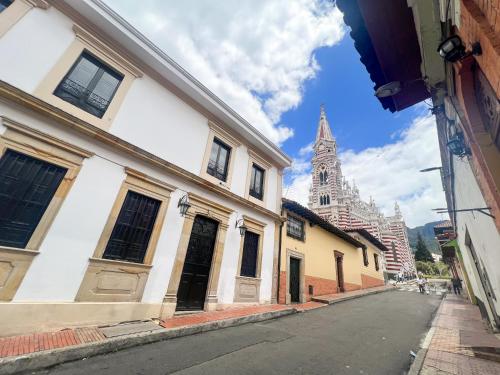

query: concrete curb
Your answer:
[0,308,296,375]
[312,287,396,305]
[407,294,446,375]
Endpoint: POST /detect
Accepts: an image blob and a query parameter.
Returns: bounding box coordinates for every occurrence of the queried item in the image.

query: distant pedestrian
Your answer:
[418,278,425,293]
[452,278,462,295]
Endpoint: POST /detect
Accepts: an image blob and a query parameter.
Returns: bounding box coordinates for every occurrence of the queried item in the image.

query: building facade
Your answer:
[308,107,416,278]
[0,0,290,336]
[279,199,386,304]
[337,0,500,329]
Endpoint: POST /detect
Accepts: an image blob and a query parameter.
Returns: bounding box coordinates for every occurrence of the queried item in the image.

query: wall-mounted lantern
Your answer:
[177,194,191,217]
[437,35,482,63]
[235,218,247,237]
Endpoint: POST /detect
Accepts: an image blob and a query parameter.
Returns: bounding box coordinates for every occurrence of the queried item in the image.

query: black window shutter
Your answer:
[240,231,259,277]
[0,150,67,248]
[103,191,161,263]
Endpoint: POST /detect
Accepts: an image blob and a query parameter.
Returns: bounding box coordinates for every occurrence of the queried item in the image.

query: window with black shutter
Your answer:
[374,254,380,271]
[240,231,259,278]
[102,191,161,263]
[0,0,13,12]
[206,138,231,181]
[249,163,264,200]
[54,51,123,118]
[362,248,369,266]
[0,150,67,248]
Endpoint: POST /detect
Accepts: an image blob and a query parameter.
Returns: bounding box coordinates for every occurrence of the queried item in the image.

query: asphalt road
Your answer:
[36,291,441,375]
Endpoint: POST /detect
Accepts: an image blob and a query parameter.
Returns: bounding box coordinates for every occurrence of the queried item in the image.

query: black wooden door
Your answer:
[336,256,345,292]
[289,257,300,303]
[176,216,219,311]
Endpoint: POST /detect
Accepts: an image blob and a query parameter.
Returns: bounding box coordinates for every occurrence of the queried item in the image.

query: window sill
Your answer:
[0,246,39,256]
[236,275,262,281]
[89,257,153,269]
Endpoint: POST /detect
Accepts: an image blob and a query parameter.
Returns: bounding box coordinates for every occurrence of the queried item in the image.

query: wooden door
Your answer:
[176,216,219,311]
[289,257,301,303]
[336,255,345,292]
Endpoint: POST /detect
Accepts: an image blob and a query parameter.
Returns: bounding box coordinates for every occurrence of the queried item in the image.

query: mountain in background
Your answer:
[407,221,443,254]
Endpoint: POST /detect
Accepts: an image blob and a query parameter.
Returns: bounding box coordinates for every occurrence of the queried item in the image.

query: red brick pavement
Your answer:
[0,328,105,358]
[420,294,500,375]
[0,304,292,359]
[160,304,290,329]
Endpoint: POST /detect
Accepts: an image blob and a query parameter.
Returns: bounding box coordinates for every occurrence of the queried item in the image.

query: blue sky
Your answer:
[280,38,423,158]
[105,0,447,226]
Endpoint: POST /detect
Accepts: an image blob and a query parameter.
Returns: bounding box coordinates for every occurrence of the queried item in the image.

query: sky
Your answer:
[104,0,448,227]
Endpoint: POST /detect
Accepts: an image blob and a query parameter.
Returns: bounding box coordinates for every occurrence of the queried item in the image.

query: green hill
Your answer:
[407,221,443,254]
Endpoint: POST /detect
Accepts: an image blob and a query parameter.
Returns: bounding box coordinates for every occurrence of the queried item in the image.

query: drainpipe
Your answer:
[276,207,284,304]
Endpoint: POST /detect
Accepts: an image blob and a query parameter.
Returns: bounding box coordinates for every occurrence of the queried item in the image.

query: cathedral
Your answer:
[308,106,416,277]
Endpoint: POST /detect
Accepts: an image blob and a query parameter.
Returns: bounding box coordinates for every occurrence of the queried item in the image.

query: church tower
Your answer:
[308,105,342,223]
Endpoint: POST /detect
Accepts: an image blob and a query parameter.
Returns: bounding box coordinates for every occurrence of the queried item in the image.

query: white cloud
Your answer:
[284,114,448,227]
[104,0,346,144]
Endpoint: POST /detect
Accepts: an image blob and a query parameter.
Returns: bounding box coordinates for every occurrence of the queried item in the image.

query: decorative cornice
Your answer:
[208,120,241,147]
[23,0,50,9]
[1,115,94,158]
[248,148,272,169]
[73,24,143,78]
[0,80,282,222]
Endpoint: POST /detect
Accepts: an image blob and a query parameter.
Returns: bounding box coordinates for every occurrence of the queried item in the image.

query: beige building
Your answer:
[279,199,386,304]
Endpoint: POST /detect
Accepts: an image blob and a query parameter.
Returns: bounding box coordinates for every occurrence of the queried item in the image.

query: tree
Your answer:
[414,232,434,263]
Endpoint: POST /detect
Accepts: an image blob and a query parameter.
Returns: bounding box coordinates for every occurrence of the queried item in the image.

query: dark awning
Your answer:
[337,0,430,112]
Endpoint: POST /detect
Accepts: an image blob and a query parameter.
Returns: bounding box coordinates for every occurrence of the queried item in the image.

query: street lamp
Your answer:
[375,81,402,98]
[235,218,247,237]
[177,194,191,217]
[447,132,471,157]
[437,35,482,63]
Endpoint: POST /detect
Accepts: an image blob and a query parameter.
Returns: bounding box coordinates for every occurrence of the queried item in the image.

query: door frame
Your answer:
[334,250,345,293]
[285,249,305,304]
[161,193,233,319]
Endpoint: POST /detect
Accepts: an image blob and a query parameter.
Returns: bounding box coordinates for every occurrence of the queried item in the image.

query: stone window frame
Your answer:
[200,121,240,189]
[0,116,92,301]
[286,212,306,242]
[0,0,49,39]
[233,215,266,303]
[285,249,306,304]
[90,168,174,266]
[75,168,174,303]
[162,193,233,318]
[244,149,270,206]
[34,24,142,131]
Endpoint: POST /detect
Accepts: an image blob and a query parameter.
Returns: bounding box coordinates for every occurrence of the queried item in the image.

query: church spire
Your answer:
[315,104,334,143]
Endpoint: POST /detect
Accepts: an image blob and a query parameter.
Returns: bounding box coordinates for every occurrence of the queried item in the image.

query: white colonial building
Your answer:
[308,106,416,278]
[0,0,290,336]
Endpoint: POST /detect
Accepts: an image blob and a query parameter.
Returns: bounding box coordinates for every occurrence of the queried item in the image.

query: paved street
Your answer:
[36,291,441,375]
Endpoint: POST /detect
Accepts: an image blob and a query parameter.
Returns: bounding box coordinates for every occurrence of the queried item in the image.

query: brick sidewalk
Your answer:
[420,294,500,375]
[311,284,394,304]
[0,304,290,360]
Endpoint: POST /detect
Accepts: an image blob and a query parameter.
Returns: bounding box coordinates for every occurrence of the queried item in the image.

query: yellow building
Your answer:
[279,199,387,304]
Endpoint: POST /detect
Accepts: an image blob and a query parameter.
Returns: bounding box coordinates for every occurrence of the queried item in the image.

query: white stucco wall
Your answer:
[110,75,209,176]
[454,156,500,321]
[0,5,280,210]
[0,7,74,93]
[14,156,125,301]
[0,4,283,309]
